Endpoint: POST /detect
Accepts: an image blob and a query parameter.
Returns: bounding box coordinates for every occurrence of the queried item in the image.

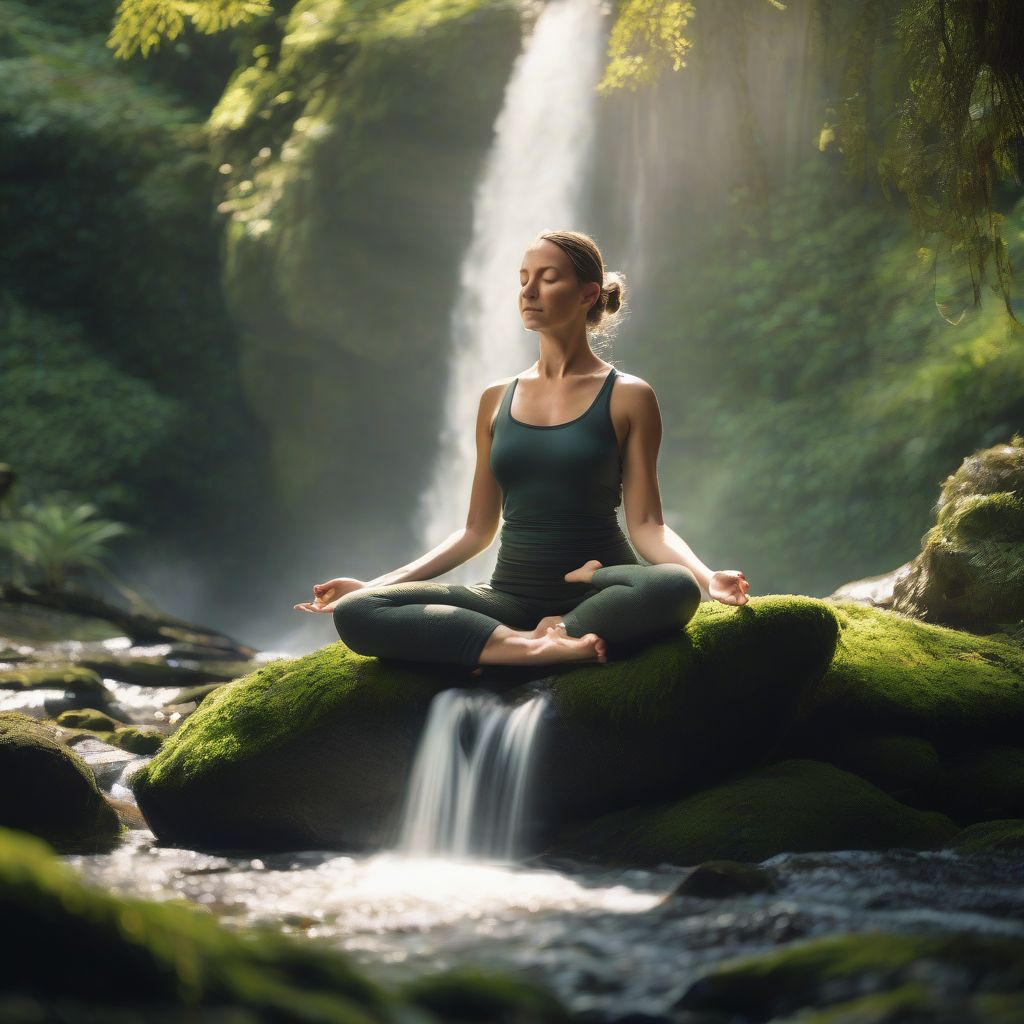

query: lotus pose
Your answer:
[295,230,749,671]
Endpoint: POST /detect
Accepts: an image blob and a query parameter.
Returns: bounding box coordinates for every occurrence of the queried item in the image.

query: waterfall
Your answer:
[396,689,548,861]
[416,0,609,584]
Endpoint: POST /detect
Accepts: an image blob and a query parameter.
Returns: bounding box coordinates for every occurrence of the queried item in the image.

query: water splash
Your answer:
[396,689,548,861]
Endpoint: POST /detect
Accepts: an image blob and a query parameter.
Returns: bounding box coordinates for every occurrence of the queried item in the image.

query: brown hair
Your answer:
[535,229,627,339]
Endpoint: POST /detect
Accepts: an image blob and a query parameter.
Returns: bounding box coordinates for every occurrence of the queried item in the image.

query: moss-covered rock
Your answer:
[107,725,164,755]
[676,930,1024,1019]
[780,730,942,803]
[931,744,1024,821]
[132,645,456,849]
[530,596,840,829]
[56,707,124,732]
[400,966,570,1023]
[790,601,1024,750]
[0,663,105,693]
[173,680,229,705]
[669,860,778,899]
[0,824,565,1021]
[943,818,1024,854]
[550,759,956,866]
[0,712,121,852]
[132,597,838,851]
[891,436,1024,632]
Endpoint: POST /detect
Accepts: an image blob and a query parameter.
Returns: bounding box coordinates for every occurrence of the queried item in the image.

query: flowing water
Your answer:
[397,688,548,860]
[48,666,1024,1022]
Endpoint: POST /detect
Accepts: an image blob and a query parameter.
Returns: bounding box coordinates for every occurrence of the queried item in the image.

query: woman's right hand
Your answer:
[293,576,367,614]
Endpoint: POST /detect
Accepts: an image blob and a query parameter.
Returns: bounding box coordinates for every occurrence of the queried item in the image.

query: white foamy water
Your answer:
[397,689,548,860]
[416,0,609,584]
[63,833,1024,1020]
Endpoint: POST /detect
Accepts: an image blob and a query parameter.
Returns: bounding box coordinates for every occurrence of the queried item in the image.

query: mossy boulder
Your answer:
[788,601,1024,751]
[931,744,1024,821]
[56,708,124,732]
[132,597,838,852]
[400,967,570,1023]
[173,680,228,705]
[669,860,778,899]
[780,730,942,804]
[0,825,566,1021]
[0,663,104,693]
[550,759,956,866]
[943,818,1024,854]
[529,596,840,830]
[891,435,1024,631]
[0,712,121,852]
[676,930,1024,1020]
[132,647,456,849]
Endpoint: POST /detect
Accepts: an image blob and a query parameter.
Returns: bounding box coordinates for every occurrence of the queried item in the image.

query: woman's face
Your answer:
[519,240,598,331]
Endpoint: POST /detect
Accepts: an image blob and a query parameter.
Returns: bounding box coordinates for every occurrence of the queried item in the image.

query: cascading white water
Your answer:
[416,0,609,584]
[396,689,548,861]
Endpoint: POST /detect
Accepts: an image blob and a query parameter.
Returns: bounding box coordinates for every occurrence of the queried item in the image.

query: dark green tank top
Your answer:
[489,366,639,603]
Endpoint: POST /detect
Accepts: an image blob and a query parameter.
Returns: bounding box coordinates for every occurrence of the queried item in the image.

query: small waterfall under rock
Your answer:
[396,689,548,861]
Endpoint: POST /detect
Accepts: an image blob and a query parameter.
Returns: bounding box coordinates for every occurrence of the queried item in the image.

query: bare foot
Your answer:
[529,614,568,638]
[538,626,607,664]
[564,559,603,585]
[478,624,608,667]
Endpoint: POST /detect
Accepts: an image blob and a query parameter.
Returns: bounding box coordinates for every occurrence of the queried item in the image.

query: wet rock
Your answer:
[173,681,228,705]
[56,707,125,731]
[827,563,912,609]
[670,860,778,899]
[0,584,257,656]
[779,731,941,804]
[1,824,564,1022]
[59,735,140,790]
[131,598,839,852]
[105,795,148,830]
[64,725,165,756]
[76,654,222,686]
[531,596,840,830]
[0,663,104,693]
[132,650,452,850]
[675,930,1024,1020]
[400,965,570,1023]
[931,744,1024,821]
[549,760,956,866]
[943,818,1024,854]
[889,435,1024,633]
[784,601,1024,751]
[0,712,121,852]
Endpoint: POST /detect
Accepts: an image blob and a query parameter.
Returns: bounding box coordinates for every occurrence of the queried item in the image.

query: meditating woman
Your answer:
[294,229,749,670]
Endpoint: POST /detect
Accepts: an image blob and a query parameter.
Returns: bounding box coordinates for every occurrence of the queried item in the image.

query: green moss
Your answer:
[678,930,1024,1018]
[109,725,164,755]
[0,825,398,1020]
[401,966,570,1023]
[550,595,839,729]
[797,601,1024,747]
[553,759,956,866]
[56,708,123,732]
[0,712,121,852]
[133,644,446,795]
[935,745,1024,820]
[783,730,941,797]
[944,818,1024,854]
[0,663,104,692]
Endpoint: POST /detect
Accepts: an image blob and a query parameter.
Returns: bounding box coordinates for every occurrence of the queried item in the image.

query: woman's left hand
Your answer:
[708,569,749,605]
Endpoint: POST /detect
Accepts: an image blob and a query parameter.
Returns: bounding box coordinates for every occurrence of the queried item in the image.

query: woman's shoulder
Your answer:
[610,367,656,396]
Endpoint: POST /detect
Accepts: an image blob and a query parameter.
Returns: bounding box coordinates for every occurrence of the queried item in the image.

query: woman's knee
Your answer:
[651,564,702,616]
[332,589,382,653]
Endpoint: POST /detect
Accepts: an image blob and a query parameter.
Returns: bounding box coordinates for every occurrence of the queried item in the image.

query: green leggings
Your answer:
[332,563,702,668]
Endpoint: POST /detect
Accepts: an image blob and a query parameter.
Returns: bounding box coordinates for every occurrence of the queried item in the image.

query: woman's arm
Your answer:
[618,378,715,602]
[362,382,506,588]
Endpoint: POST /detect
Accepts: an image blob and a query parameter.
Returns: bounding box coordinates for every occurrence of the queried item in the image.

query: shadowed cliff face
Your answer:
[211,0,527,591]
